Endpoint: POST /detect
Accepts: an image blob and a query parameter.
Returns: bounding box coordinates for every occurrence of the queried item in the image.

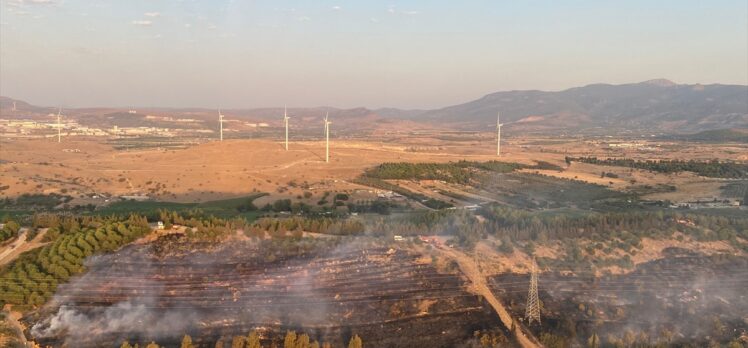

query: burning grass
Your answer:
[29,235,506,347]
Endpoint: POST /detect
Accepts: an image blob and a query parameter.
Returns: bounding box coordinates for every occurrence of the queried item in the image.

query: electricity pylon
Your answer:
[525,259,541,326]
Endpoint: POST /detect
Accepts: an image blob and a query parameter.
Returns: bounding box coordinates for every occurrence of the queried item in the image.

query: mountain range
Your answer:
[2,79,746,135]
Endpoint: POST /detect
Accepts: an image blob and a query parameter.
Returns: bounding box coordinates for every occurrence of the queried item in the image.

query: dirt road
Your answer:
[436,246,541,348]
[0,228,49,266]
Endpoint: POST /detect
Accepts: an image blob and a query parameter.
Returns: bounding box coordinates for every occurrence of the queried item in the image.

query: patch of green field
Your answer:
[477,172,631,210]
[0,209,34,221]
[720,181,748,199]
[107,136,200,150]
[95,193,268,220]
[95,200,196,215]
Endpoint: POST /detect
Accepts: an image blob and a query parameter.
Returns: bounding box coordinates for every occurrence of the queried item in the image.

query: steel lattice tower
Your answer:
[525,260,541,326]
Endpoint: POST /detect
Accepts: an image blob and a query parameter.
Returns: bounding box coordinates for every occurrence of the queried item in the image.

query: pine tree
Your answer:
[480,333,491,347]
[120,341,133,348]
[215,338,225,348]
[232,336,246,348]
[146,342,160,348]
[587,333,600,348]
[247,330,262,348]
[284,331,297,348]
[181,335,194,348]
[347,334,362,348]
[295,334,310,348]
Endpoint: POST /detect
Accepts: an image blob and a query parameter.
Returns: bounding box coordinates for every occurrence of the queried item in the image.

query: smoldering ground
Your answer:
[31,237,338,346]
[490,253,748,345]
[30,234,501,347]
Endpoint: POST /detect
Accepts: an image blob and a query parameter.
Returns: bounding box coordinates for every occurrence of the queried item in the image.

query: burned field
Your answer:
[490,251,748,346]
[29,235,505,347]
[473,172,629,210]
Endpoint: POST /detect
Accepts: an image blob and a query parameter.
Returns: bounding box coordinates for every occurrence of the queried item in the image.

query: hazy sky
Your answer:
[1,0,747,109]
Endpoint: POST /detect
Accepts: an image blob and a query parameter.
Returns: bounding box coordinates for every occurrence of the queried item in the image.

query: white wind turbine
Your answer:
[57,107,63,143]
[283,105,290,150]
[324,112,332,163]
[218,108,225,141]
[496,111,503,156]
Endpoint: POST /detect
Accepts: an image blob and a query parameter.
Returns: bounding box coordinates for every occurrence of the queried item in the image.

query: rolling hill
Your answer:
[2,79,746,134]
[416,79,748,133]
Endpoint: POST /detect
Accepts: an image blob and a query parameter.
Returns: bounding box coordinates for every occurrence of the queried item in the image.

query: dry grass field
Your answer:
[1,135,744,206]
[1,137,515,205]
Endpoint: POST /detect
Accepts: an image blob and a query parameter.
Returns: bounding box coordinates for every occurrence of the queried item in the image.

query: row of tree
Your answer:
[359,204,748,255]
[486,205,746,242]
[120,331,363,348]
[364,160,524,184]
[249,216,365,237]
[567,157,748,178]
[0,219,21,242]
[0,193,72,210]
[0,214,151,307]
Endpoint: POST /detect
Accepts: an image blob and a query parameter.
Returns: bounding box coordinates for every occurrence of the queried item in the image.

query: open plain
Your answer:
[2,135,745,206]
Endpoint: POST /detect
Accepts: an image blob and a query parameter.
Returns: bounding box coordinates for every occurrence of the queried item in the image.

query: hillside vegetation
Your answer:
[0,215,150,307]
[364,160,523,184]
[567,157,748,178]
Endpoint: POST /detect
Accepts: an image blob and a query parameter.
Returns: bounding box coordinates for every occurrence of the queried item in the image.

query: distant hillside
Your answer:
[670,128,748,143]
[0,96,57,118]
[3,79,746,135]
[416,80,748,133]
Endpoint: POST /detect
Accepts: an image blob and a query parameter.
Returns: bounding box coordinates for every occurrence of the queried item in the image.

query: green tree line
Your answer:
[1,219,21,242]
[363,160,524,184]
[120,330,362,348]
[0,215,150,307]
[567,157,748,178]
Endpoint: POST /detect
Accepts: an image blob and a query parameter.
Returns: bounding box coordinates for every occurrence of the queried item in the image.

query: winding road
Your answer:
[436,246,541,348]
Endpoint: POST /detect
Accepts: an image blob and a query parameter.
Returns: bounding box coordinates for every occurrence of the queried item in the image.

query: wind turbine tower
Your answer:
[283,106,290,150]
[218,108,225,141]
[57,108,62,143]
[324,112,332,163]
[496,111,504,156]
[12,101,17,112]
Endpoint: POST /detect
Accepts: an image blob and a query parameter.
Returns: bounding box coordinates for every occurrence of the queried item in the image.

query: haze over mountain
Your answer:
[418,79,748,133]
[2,79,747,134]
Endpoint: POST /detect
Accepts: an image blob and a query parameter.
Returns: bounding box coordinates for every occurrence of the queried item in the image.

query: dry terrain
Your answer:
[1,135,744,206]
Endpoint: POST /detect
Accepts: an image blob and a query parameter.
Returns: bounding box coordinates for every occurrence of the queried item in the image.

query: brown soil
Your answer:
[1,136,741,205]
